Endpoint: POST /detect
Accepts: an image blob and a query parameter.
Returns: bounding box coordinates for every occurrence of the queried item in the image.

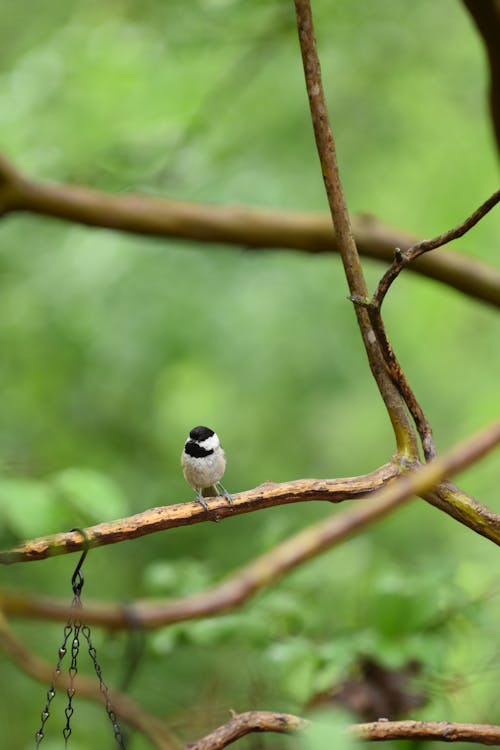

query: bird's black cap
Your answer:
[189,426,215,442]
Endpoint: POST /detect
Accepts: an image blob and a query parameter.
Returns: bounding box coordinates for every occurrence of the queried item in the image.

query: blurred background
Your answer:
[0,1,499,748]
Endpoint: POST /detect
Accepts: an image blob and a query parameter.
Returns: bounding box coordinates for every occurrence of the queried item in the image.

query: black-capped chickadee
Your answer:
[181,426,233,511]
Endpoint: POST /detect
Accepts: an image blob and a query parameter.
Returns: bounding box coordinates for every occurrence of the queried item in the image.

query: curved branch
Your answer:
[462,0,500,153]
[1,422,498,630]
[184,711,307,750]
[0,463,399,564]
[182,711,500,750]
[0,154,498,307]
[0,609,178,750]
[373,190,500,310]
[359,190,500,460]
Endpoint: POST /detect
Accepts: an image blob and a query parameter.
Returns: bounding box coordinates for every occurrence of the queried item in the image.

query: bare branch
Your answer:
[350,719,500,745]
[184,711,500,750]
[358,190,500,459]
[373,190,500,310]
[462,0,500,153]
[0,464,399,564]
[0,609,178,750]
[293,0,418,459]
[1,421,499,629]
[184,711,307,750]
[0,154,498,306]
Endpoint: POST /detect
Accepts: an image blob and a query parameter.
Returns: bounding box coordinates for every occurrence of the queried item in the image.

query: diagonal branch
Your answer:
[360,190,500,459]
[293,0,418,459]
[373,190,500,311]
[1,421,499,629]
[0,154,499,306]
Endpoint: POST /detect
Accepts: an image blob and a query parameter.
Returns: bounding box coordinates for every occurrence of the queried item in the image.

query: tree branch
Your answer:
[294,0,419,459]
[1,421,498,629]
[462,0,500,153]
[184,711,307,750]
[183,711,500,749]
[373,190,500,310]
[0,609,178,750]
[0,154,498,306]
[354,190,500,460]
[350,719,500,745]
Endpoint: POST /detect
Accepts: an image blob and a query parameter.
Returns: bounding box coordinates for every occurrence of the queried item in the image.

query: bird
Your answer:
[181,426,233,511]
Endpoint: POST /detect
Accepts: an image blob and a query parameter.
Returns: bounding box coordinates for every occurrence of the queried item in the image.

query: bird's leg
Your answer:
[215,482,233,505]
[195,489,210,511]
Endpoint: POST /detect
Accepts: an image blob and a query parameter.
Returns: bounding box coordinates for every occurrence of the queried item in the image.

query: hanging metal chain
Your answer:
[62,620,81,746]
[33,532,126,748]
[61,548,86,746]
[82,624,127,749]
[34,623,73,748]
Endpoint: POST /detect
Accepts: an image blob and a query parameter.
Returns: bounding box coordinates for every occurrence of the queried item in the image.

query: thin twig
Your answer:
[363,190,500,458]
[373,190,500,310]
[0,154,498,306]
[2,421,499,629]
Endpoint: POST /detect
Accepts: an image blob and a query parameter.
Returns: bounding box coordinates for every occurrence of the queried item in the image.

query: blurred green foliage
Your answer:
[0,1,499,748]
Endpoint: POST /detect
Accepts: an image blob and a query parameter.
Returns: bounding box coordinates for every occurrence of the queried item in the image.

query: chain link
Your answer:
[62,620,81,746]
[82,625,127,748]
[34,623,73,748]
[33,538,127,748]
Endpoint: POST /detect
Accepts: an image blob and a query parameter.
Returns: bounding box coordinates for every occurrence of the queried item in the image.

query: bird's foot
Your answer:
[195,490,210,511]
[216,482,233,505]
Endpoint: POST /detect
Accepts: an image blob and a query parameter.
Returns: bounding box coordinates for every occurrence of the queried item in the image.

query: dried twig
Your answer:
[373,190,500,310]
[1,421,499,629]
[357,190,500,459]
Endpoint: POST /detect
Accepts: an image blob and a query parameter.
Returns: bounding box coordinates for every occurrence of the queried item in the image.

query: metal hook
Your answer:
[70,528,90,598]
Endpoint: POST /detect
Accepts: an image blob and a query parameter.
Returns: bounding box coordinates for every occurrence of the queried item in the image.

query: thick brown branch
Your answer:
[0,609,178,750]
[2,421,499,629]
[0,155,498,306]
[294,0,418,458]
[351,719,500,745]
[462,0,500,153]
[0,464,399,564]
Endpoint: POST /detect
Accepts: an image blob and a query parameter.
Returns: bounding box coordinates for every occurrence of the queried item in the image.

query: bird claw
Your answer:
[216,483,233,505]
[195,491,210,511]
